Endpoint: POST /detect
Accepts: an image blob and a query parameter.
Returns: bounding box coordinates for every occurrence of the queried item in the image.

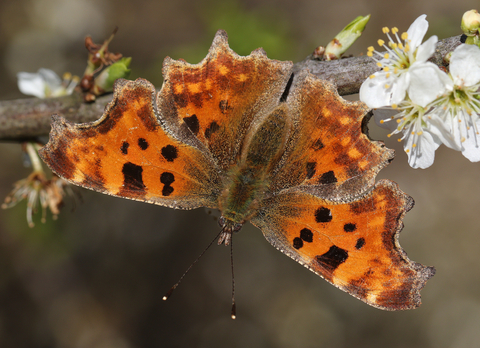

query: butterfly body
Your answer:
[219,105,289,231]
[40,30,434,310]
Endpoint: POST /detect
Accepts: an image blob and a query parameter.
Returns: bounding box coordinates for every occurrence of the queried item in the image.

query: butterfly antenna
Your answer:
[230,235,236,320]
[162,228,224,301]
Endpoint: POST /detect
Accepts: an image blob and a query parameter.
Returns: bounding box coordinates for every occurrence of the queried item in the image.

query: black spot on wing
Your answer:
[315,207,332,223]
[205,121,220,139]
[120,142,129,155]
[183,114,199,135]
[300,228,313,242]
[160,172,175,197]
[121,162,145,193]
[160,172,175,185]
[318,171,337,184]
[355,238,365,250]
[344,223,357,232]
[293,237,303,249]
[161,145,178,162]
[314,245,348,273]
[138,138,149,150]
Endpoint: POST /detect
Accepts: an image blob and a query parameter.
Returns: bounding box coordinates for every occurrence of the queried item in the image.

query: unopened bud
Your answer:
[323,14,370,61]
[92,57,131,95]
[461,10,480,36]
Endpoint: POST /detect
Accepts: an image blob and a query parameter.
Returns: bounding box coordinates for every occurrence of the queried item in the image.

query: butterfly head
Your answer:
[217,215,243,245]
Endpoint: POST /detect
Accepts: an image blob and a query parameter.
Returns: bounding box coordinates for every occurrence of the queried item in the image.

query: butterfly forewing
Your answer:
[40,78,221,210]
[157,30,292,172]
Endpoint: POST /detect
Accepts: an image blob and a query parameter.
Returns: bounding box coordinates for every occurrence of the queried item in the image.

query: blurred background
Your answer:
[1,0,480,347]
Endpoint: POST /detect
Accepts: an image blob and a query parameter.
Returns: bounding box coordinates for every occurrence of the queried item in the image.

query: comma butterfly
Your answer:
[39,30,435,310]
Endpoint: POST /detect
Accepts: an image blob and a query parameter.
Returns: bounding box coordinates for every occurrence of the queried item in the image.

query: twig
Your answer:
[0,35,462,141]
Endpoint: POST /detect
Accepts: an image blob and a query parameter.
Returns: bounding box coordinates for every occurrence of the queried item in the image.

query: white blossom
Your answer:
[17,68,78,98]
[374,100,445,169]
[428,44,480,161]
[360,15,447,108]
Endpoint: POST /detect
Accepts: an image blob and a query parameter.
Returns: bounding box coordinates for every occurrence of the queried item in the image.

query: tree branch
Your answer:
[0,35,462,141]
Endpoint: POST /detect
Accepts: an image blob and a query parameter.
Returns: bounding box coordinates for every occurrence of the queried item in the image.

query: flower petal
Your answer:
[390,73,409,105]
[415,35,437,62]
[17,72,47,98]
[406,15,428,50]
[38,68,62,88]
[407,62,450,106]
[359,72,394,108]
[373,108,400,132]
[404,129,438,169]
[426,112,462,150]
[449,44,480,86]
[458,115,480,161]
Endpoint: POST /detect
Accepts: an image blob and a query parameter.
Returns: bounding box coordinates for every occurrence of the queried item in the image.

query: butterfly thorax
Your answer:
[218,106,289,242]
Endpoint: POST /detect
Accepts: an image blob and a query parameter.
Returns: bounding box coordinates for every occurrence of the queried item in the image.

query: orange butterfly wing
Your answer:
[270,70,393,201]
[40,78,221,209]
[252,180,434,310]
[156,30,292,171]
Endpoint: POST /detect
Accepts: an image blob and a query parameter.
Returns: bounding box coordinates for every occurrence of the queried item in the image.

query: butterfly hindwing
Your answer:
[270,71,394,201]
[252,180,435,310]
[40,78,221,209]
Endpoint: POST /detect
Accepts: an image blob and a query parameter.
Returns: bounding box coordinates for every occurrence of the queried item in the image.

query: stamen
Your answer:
[412,143,417,147]
[392,27,399,35]
[382,27,389,34]
[384,84,390,89]
[384,53,390,59]
[377,62,383,67]
[401,32,408,40]
[369,74,375,79]
[417,131,423,135]
[378,39,385,46]
[383,66,390,72]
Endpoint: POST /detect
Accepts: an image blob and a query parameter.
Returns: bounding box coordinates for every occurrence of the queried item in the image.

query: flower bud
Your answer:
[91,57,131,95]
[323,15,370,61]
[461,10,480,36]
